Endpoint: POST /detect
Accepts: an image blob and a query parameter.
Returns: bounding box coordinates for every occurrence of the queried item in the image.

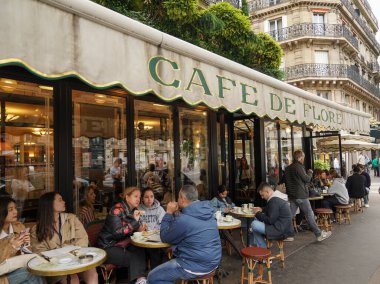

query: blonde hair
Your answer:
[123,186,140,198]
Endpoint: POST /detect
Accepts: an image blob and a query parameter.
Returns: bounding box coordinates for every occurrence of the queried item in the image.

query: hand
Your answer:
[224,207,231,213]
[253,207,262,213]
[166,202,179,214]
[138,223,148,232]
[20,234,30,245]
[10,236,24,250]
[133,210,141,221]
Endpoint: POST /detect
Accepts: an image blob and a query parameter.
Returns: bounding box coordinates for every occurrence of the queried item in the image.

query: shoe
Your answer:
[284,237,294,242]
[365,204,369,208]
[135,277,147,284]
[317,230,332,242]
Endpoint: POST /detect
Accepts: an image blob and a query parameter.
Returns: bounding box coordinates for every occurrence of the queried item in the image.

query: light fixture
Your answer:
[24,141,35,145]
[153,103,165,107]
[95,99,105,104]
[32,128,53,136]
[39,85,53,91]
[95,94,106,98]
[0,113,20,122]
[285,127,291,134]
[0,78,17,92]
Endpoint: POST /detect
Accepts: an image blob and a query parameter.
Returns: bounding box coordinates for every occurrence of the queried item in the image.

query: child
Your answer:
[138,187,166,269]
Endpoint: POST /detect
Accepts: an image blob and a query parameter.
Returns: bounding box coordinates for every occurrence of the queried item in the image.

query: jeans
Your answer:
[8,268,45,284]
[364,194,369,205]
[147,259,202,284]
[249,219,266,248]
[290,199,321,237]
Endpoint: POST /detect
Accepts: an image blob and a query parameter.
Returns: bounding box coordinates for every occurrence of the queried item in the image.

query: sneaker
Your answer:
[317,230,332,242]
[365,204,369,208]
[135,277,147,284]
[284,237,294,242]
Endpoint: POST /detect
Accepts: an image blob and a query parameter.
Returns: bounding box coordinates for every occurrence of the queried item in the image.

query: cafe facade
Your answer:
[0,0,370,220]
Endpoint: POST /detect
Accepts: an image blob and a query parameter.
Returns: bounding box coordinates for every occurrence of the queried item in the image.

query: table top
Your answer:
[229,209,256,218]
[321,193,333,197]
[27,247,106,277]
[130,233,171,249]
[217,217,241,229]
[308,196,324,201]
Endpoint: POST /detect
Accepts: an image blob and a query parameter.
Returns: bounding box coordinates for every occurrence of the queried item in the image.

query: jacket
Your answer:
[138,200,165,231]
[361,171,371,188]
[160,201,221,274]
[0,222,25,284]
[284,161,312,199]
[210,196,235,213]
[30,213,88,253]
[346,173,366,198]
[328,178,349,205]
[97,200,140,248]
[255,196,293,240]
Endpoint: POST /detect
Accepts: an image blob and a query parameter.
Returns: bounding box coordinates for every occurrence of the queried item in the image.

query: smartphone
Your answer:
[18,227,30,239]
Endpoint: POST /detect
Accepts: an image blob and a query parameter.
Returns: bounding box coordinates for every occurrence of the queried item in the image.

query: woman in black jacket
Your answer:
[346,165,366,199]
[97,187,146,284]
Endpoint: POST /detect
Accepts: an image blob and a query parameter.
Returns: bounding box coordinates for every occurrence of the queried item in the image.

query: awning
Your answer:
[0,0,371,134]
[317,140,380,152]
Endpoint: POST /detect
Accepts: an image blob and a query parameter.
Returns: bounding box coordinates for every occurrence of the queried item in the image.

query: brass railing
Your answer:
[268,23,358,49]
[284,64,380,97]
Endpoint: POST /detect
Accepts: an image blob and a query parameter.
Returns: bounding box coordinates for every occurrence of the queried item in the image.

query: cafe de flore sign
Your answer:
[0,0,370,133]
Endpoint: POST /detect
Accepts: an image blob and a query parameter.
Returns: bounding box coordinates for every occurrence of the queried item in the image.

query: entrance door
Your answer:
[233,118,255,200]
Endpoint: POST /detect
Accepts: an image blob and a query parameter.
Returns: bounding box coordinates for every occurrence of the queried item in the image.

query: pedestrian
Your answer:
[358,164,371,207]
[249,183,293,247]
[372,156,379,177]
[346,165,366,204]
[284,150,331,242]
[147,185,221,283]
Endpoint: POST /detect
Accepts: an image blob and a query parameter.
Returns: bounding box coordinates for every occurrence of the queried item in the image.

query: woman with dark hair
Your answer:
[0,196,44,284]
[240,157,251,189]
[78,184,97,227]
[346,165,366,200]
[30,192,98,284]
[97,187,147,284]
[210,185,235,213]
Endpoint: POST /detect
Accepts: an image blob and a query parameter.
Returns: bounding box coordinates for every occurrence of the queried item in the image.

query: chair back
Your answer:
[85,219,105,246]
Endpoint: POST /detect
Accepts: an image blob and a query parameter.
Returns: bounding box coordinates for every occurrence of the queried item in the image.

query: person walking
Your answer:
[284,150,331,242]
[372,156,379,177]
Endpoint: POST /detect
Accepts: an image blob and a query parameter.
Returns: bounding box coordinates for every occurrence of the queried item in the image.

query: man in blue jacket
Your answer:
[147,184,221,284]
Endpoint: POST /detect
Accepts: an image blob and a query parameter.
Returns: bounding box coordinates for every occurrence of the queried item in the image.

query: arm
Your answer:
[72,215,89,247]
[0,238,18,263]
[255,201,280,225]
[108,206,140,240]
[296,165,312,183]
[209,198,220,212]
[30,225,49,254]
[160,214,186,245]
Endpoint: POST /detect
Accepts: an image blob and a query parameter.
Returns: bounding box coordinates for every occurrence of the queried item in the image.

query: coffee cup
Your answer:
[234,206,241,213]
[133,232,143,240]
[248,203,254,209]
[242,204,248,211]
[226,215,233,222]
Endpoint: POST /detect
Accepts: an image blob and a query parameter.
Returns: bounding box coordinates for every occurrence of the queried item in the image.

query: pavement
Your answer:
[219,175,380,284]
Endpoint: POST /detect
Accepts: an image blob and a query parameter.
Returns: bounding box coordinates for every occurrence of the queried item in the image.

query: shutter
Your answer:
[264,20,269,32]
[314,51,329,64]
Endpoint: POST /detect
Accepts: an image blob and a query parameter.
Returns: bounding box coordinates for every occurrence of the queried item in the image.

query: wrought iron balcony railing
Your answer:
[284,64,380,98]
[248,0,288,11]
[360,0,378,28]
[204,0,241,8]
[369,62,380,73]
[341,0,380,51]
[268,23,358,49]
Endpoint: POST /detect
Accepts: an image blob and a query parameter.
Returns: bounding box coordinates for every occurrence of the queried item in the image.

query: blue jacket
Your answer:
[160,201,221,273]
[210,196,235,213]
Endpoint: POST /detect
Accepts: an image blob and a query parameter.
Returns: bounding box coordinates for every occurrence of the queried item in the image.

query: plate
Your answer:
[58,257,72,264]
[223,217,233,223]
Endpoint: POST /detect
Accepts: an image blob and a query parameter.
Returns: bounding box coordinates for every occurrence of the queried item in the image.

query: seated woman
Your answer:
[97,187,146,284]
[322,170,349,212]
[210,185,235,214]
[346,165,366,201]
[78,184,97,227]
[138,187,166,269]
[0,196,44,284]
[312,169,329,189]
[30,192,98,284]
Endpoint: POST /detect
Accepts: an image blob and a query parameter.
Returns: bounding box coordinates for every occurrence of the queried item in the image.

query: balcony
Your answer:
[341,0,380,51]
[248,0,288,11]
[204,0,241,8]
[284,63,380,98]
[268,23,358,49]
[360,0,378,28]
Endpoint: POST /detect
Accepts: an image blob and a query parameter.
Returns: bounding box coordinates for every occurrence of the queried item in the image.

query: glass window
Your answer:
[135,101,174,204]
[293,125,303,152]
[264,121,279,186]
[269,18,283,40]
[217,117,229,187]
[179,108,208,200]
[234,119,255,199]
[0,78,54,222]
[72,90,126,213]
[279,122,292,172]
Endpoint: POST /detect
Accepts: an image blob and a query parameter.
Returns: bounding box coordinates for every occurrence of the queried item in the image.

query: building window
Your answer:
[317,91,330,100]
[363,102,367,112]
[269,18,283,40]
[356,99,360,110]
[345,94,350,104]
[313,13,325,35]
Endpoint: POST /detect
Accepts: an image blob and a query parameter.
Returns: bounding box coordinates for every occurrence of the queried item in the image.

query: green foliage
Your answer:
[314,159,330,171]
[241,0,249,16]
[162,0,198,23]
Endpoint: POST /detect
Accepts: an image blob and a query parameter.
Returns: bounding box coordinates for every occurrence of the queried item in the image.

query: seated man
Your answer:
[147,185,221,283]
[210,185,235,214]
[250,182,294,247]
[322,169,349,212]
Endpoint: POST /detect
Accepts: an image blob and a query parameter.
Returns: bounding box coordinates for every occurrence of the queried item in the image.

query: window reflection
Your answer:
[265,121,279,186]
[280,122,292,172]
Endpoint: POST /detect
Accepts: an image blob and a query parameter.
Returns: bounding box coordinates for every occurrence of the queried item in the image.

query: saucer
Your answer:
[58,257,72,264]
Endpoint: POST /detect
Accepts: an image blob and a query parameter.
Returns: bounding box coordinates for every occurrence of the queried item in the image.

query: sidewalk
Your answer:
[220,176,380,284]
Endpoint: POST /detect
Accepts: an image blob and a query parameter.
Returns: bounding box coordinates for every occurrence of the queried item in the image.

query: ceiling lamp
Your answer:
[136,122,153,131]
[32,128,53,136]
[0,78,17,92]
[0,113,20,122]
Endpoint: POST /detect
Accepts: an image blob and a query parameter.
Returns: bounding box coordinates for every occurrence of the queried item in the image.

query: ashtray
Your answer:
[79,254,94,264]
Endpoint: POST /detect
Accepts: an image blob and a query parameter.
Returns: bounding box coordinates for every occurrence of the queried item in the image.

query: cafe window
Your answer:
[0,78,54,222]
[135,100,174,203]
[264,121,279,186]
[279,122,292,171]
[72,90,126,213]
[179,108,208,200]
[293,125,303,152]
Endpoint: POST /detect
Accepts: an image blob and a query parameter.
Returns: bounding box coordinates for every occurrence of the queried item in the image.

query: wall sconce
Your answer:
[32,128,53,136]
[0,78,17,92]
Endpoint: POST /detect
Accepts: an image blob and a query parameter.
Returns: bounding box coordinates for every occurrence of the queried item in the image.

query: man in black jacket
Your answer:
[250,183,293,247]
[285,150,331,242]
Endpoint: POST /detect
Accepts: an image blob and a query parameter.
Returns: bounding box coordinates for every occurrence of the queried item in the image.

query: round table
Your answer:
[229,210,256,247]
[217,218,241,230]
[131,236,171,249]
[28,247,106,283]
